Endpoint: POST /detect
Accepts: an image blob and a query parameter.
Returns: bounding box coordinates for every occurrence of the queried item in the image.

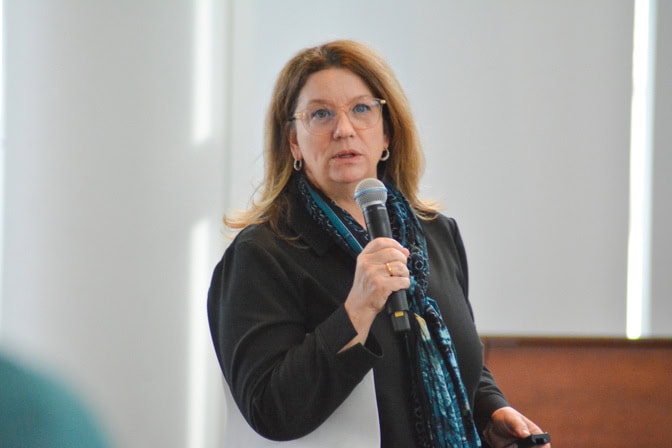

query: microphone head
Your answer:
[354,178,387,209]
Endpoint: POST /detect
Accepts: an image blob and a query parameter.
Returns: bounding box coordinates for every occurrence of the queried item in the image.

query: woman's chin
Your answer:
[331,167,377,186]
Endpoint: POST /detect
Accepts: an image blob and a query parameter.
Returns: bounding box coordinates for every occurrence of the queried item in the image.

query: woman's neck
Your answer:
[307,177,368,227]
[334,198,366,228]
[322,184,366,228]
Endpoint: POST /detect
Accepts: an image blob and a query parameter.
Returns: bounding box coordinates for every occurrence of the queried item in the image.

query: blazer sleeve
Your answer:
[207,230,380,441]
[448,218,509,429]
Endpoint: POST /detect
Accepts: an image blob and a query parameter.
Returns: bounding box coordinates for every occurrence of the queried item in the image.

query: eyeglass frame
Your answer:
[288,97,387,135]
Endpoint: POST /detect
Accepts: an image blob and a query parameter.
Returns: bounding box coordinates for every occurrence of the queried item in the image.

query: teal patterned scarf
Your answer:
[296,175,481,448]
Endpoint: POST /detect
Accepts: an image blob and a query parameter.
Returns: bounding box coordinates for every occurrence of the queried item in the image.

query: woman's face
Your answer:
[289,68,389,201]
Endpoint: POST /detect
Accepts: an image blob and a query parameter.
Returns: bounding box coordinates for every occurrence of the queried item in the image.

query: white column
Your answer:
[2,1,228,446]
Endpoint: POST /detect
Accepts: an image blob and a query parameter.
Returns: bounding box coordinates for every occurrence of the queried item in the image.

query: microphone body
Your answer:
[355,179,411,333]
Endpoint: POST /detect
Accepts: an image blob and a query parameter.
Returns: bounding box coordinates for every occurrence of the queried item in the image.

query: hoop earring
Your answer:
[293,159,303,171]
[380,148,390,161]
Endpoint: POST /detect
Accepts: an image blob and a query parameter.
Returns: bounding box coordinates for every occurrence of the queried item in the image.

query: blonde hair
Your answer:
[226,39,437,233]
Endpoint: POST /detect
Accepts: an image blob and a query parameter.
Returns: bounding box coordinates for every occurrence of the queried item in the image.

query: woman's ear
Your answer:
[289,127,301,160]
[383,119,390,149]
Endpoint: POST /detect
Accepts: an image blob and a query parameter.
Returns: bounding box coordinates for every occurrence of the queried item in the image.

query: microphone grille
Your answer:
[354,178,387,209]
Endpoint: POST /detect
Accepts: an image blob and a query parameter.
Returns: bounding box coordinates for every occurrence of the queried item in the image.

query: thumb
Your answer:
[491,407,531,438]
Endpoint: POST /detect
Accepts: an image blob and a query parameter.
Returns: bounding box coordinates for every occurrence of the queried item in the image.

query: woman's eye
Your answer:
[352,103,372,114]
[310,108,333,120]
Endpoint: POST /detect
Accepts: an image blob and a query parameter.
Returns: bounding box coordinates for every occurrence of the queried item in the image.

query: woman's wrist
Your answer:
[341,300,377,352]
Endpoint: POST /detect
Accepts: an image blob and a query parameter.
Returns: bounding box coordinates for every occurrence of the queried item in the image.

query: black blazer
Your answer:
[208,184,508,447]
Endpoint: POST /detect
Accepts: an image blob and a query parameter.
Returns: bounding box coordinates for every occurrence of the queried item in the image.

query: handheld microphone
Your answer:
[354,178,411,333]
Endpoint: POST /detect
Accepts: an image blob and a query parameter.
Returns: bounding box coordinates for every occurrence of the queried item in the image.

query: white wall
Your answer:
[227,0,635,336]
[1,1,669,447]
[651,0,672,336]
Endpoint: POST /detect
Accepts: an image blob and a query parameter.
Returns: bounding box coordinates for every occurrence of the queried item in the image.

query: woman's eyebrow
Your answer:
[303,95,374,108]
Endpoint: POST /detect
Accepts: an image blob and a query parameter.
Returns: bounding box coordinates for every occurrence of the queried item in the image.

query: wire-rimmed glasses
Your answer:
[289,97,386,135]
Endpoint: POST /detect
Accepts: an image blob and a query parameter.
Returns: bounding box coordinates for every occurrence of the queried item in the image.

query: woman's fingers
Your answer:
[342,238,411,350]
[350,238,410,307]
[361,238,409,273]
[382,259,409,278]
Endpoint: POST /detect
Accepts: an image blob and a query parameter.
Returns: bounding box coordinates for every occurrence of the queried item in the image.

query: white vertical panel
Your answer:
[3,1,227,446]
[627,0,656,339]
[0,0,5,330]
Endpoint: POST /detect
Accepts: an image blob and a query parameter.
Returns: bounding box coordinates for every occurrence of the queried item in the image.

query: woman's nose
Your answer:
[332,110,356,138]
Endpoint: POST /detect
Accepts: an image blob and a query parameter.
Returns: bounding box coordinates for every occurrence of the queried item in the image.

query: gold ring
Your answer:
[385,262,393,276]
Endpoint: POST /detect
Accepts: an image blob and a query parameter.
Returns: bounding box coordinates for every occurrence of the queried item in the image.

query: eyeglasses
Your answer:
[289,97,386,135]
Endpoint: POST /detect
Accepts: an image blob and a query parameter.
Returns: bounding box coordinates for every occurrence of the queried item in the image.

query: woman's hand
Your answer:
[482,407,550,448]
[341,237,410,351]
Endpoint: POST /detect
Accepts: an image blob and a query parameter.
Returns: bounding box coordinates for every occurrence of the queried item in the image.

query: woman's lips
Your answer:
[333,151,360,159]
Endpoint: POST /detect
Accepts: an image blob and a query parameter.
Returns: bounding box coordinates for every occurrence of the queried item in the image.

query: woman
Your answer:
[208,40,549,447]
